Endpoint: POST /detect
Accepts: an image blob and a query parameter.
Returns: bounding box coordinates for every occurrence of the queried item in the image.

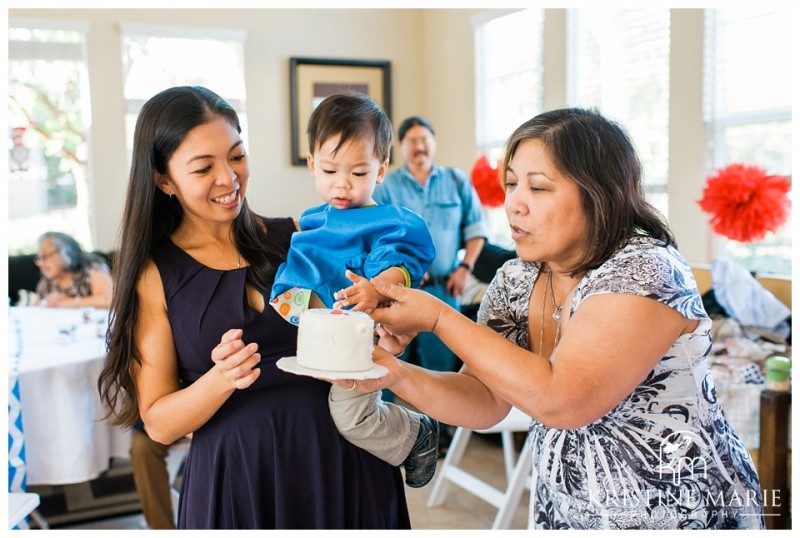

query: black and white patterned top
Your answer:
[477,236,764,530]
[35,261,109,300]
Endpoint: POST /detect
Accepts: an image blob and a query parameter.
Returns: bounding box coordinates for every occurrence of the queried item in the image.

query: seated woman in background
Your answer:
[34,231,113,309]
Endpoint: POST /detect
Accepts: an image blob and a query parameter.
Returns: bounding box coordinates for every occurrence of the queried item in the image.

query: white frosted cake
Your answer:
[296,309,375,372]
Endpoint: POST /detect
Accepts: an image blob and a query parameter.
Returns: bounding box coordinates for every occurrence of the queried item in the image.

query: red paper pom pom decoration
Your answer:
[697,163,790,243]
[471,154,505,208]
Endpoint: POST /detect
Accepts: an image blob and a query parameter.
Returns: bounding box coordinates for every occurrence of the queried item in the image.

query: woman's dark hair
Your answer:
[98,86,285,428]
[501,108,675,276]
[38,231,98,272]
[307,93,393,162]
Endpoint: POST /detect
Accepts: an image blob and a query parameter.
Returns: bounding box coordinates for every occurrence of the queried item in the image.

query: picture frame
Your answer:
[290,57,392,165]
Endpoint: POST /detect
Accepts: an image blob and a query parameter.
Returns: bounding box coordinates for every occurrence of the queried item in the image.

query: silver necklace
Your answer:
[225,241,242,269]
[539,265,580,355]
[548,266,564,323]
[538,266,563,356]
[546,267,563,348]
[538,269,548,355]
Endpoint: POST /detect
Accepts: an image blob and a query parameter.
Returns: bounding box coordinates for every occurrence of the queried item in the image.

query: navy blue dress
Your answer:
[152,217,410,529]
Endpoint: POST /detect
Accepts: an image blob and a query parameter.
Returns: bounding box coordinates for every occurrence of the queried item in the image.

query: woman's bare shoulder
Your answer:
[136,259,166,304]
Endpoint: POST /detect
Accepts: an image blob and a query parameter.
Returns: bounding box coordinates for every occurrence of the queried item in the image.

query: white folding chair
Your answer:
[165,437,191,526]
[427,406,532,529]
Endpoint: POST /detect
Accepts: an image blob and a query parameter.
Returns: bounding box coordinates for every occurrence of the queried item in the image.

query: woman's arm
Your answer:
[371,280,694,430]
[435,292,691,428]
[369,347,513,430]
[133,260,262,444]
[346,290,511,429]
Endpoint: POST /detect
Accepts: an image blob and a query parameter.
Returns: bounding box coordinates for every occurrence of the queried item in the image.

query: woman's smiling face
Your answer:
[158,116,249,226]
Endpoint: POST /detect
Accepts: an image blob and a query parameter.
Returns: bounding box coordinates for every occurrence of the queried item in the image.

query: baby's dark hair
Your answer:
[307,93,393,162]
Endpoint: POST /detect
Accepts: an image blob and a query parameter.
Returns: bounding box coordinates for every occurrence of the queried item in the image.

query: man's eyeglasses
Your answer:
[35,250,58,264]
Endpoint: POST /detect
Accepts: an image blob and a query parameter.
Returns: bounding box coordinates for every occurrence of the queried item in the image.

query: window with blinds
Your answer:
[475,9,545,162]
[703,9,792,276]
[566,9,671,218]
[8,22,93,253]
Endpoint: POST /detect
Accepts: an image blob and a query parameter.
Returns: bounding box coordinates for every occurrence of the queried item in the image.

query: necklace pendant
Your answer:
[552,308,562,323]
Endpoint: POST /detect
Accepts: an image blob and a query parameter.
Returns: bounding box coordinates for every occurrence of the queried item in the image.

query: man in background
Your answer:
[374,116,488,379]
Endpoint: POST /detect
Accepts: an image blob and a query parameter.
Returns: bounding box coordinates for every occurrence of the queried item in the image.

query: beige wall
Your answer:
[9,8,712,265]
[668,9,709,264]
[420,9,479,176]
[10,8,434,251]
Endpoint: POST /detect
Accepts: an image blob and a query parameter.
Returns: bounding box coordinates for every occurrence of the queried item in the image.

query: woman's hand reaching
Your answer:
[375,323,414,356]
[331,345,407,394]
[210,328,262,390]
[369,279,447,335]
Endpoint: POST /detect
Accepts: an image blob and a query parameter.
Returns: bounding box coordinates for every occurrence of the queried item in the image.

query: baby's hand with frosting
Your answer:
[333,270,380,313]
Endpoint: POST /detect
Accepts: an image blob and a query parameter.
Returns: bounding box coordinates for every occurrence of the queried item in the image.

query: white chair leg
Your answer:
[491,443,532,529]
[426,408,532,529]
[527,469,536,529]
[500,430,517,481]
[170,487,180,527]
[28,509,50,530]
[427,427,472,508]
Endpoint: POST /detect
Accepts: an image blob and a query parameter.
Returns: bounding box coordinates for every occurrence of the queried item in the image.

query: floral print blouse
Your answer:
[477,236,764,530]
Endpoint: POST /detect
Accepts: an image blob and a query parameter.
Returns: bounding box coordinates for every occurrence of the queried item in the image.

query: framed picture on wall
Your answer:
[289,57,392,165]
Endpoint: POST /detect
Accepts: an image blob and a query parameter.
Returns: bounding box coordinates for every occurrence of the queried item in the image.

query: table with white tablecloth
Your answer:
[10,307,131,486]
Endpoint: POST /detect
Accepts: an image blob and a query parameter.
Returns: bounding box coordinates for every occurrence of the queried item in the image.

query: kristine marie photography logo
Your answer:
[588,430,778,520]
[658,430,709,486]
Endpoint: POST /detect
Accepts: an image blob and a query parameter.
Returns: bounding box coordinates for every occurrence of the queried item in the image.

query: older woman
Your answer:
[350,108,763,529]
[34,231,112,309]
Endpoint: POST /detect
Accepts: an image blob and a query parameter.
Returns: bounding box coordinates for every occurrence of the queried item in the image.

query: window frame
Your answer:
[702,8,792,277]
[8,17,93,254]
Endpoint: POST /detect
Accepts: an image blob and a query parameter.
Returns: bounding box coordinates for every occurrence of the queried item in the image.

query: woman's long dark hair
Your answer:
[98,86,285,428]
[501,108,675,276]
